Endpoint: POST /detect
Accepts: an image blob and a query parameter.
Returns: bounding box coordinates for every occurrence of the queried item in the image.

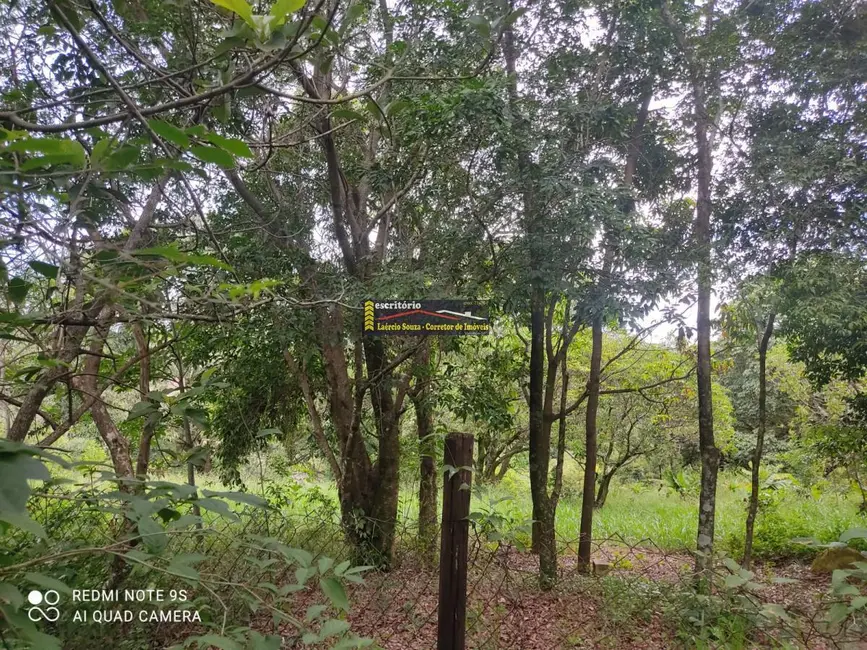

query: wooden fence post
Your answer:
[437,432,474,650]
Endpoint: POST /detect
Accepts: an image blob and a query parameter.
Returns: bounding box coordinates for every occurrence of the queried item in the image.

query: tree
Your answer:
[496,0,688,586]
[660,0,726,579]
[0,0,495,569]
[577,340,698,509]
[410,341,438,562]
[714,0,867,570]
[721,280,778,569]
[178,0,495,566]
[441,333,526,484]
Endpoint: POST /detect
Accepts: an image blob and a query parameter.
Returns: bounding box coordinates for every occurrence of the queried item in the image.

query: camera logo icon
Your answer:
[26,590,60,622]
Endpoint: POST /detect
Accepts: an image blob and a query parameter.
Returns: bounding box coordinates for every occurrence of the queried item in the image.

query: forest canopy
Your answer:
[0,0,865,647]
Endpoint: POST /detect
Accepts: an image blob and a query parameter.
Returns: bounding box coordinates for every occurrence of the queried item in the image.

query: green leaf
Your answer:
[320,618,351,638]
[124,549,153,564]
[209,0,253,24]
[196,497,239,521]
[332,636,373,649]
[24,573,72,595]
[318,557,334,574]
[339,2,364,34]
[384,99,410,117]
[501,7,527,26]
[188,253,233,270]
[132,245,187,263]
[202,489,266,508]
[343,565,373,576]
[306,604,327,620]
[0,511,46,538]
[132,245,232,271]
[105,145,141,170]
[319,577,349,612]
[0,583,24,609]
[331,109,365,121]
[249,632,282,650]
[0,451,50,513]
[269,0,305,23]
[149,120,191,149]
[167,514,203,530]
[364,99,384,121]
[50,0,82,30]
[832,569,852,587]
[172,553,208,566]
[167,563,199,581]
[761,603,791,621]
[826,602,850,624]
[723,574,747,589]
[7,277,30,306]
[127,400,158,421]
[204,133,253,158]
[295,566,316,585]
[192,634,242,650]
[4,137,86,168]
[467,15,490,40]
[137,516,168,553]
[191,145,236,168]
[91,138,114,163]
[4,276,32,308]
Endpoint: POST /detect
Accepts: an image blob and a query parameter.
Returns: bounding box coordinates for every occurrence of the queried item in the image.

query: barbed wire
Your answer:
[2,488,863,649]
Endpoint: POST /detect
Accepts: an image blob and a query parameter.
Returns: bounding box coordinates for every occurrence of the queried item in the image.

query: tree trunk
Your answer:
[413,343,437,564]
[578,315,603,571]
[361,336,402,566]
[595,471,614,509]
[312,311,401,568]
[75,330,142,590]
[693,81,719,581]
[1,343,10,434]
[578,85,652,565]
[694,167,718,579]
[173,347,202,533]
[503,25,553,584]
[475,435,487,479]
[743,312,775,569]
[286,16,408,567]
[75,332,137,484]
[528,286,554,588]
[6,179,167,443]
[132,324,156,479]
[536,503,557,589]
[660,0,720,584]
[852,465,867,514]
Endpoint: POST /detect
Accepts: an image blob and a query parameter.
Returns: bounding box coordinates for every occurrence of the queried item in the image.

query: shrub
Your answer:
[558,456,584,500]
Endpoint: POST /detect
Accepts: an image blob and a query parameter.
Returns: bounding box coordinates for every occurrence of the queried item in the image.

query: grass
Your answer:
[51,437,866,561]
[470,468,865,559]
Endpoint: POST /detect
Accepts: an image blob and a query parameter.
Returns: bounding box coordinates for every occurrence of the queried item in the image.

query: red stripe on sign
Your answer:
[378,309,460,321]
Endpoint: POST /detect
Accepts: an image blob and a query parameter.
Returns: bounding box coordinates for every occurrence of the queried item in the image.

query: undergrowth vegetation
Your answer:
[0,0,866,647]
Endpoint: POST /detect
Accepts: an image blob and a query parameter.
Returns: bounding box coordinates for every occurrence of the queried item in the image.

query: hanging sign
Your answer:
[363,300,490,336]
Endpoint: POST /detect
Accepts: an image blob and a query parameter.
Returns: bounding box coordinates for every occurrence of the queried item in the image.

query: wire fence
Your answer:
[3,485,865,650]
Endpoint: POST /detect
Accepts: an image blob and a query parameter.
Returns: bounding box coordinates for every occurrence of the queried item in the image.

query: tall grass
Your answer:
[60,436,865,560]
[472,469,865,558]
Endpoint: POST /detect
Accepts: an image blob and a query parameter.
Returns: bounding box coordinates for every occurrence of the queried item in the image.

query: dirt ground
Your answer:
[274,545,865,649]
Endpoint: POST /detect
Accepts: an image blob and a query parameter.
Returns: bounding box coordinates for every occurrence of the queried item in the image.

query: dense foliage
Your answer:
[0,0,865,647]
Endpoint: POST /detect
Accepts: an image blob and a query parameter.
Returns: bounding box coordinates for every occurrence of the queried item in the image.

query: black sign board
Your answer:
[363,300,490,336]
